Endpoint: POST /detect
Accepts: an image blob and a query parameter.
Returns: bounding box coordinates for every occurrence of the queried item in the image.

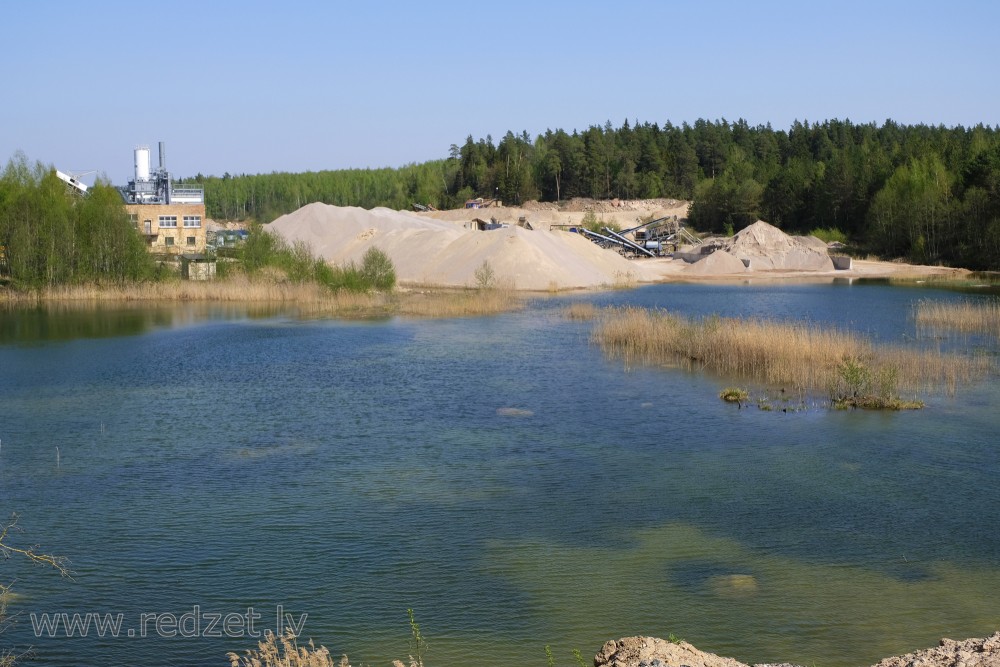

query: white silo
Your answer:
[134,145,151,182]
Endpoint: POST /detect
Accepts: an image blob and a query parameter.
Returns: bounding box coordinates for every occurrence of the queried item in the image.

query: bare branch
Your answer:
[0,513,71,579]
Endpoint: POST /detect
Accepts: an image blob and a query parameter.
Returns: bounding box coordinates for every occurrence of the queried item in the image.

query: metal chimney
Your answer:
[158,141,166,171]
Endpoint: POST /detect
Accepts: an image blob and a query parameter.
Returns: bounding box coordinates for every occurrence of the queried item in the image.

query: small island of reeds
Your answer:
[592,306,994,410]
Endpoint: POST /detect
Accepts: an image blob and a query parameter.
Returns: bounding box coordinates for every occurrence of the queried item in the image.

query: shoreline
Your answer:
[0,266,988,303]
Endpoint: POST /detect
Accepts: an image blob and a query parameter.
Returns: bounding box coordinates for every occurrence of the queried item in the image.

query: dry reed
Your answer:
[593,306,992,401]
[227,630,342,667]
[563,302,599,320]
[0,277,530,319]
[2,277,382,306]
[395,286,523,317]
[915,299,1000,336]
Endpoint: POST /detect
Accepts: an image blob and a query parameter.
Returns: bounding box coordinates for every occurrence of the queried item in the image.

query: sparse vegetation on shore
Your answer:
[593,306,992,408]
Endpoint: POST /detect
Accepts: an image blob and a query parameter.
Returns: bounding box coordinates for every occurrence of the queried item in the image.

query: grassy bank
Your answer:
[593,306,993,408]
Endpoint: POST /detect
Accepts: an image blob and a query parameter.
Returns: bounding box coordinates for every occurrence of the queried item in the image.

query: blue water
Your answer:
[1,282,998,667]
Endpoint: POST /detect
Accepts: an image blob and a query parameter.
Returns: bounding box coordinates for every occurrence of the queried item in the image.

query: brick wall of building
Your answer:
[125,203,208,254]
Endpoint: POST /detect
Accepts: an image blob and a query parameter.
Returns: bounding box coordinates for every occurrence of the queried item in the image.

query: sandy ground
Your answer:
[633,255,970,283]
[265,199,970,291]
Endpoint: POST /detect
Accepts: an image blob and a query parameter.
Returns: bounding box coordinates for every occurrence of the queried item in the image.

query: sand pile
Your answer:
[725,220,834,271]
[684,248,748,275]
[266,203,639,290]
[681,220,834,275]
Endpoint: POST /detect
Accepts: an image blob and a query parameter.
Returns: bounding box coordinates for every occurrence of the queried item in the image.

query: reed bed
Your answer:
[0,278,530,319]
[395,286,523,318]
[593,306,993,405]
[3,275,377,305]
[915,299,1000,336]
[563,302,599,320]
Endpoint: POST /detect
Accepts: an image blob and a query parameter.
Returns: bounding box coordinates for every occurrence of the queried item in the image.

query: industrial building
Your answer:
[120,142,207,254]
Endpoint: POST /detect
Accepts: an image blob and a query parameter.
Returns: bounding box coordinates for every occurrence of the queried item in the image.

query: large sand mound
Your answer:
[676,220,834,276]
[266,203,639,290]
[725,220,834,271]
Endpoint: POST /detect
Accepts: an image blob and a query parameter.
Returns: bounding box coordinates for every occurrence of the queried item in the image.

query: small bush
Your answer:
[830,357,923,409]
[581,211,620,234]
[360,247,396,291]
[474,260,496,289]
[239,224,281,273]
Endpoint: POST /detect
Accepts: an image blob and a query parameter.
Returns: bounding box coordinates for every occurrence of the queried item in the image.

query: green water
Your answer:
[0,282,998,667]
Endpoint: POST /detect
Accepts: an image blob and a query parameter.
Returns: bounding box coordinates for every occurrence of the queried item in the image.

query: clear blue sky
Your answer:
[3,0,998,186]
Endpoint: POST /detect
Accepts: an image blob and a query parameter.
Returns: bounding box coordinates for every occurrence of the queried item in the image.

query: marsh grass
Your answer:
[593,306,992,406]
[915,299,1000,336]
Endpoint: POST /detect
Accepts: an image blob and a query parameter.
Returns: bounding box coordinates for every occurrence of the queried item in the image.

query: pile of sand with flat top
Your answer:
[265,203,639,290]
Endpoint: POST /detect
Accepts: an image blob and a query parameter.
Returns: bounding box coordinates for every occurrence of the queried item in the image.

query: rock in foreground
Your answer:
[595,634,1000,667]
[595,637,750,667]
[871,633,1000,667]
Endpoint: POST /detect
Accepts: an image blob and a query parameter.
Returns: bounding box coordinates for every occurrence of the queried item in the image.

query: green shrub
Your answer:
[809,227,848,244]
[581,211,620,234]
[360,247,396,291]
[238,224,281,273]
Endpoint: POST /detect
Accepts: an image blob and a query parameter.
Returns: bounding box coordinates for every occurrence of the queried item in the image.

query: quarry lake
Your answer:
[1,280,999,667]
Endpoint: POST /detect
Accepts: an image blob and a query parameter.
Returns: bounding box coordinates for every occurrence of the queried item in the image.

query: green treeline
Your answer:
[0,153,155,288]
[194,118,1000,269]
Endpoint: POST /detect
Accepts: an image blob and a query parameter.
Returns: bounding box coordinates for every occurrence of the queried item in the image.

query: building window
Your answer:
[186,236,196,246]
[159,215,177,228]
[183,215,202,228]
[128,213,138,225]
[165,237,175,247]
